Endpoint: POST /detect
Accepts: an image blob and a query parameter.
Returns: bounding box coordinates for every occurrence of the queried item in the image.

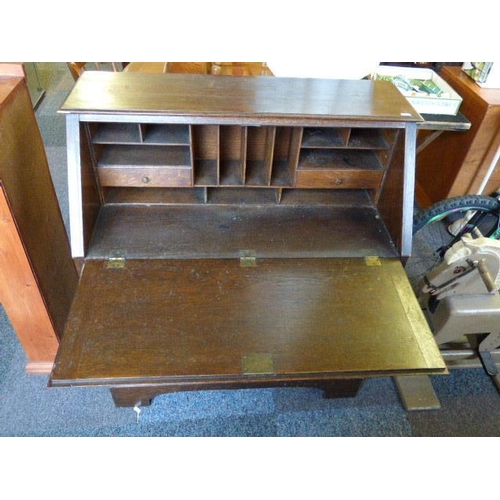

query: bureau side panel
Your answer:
[376,125,416,258]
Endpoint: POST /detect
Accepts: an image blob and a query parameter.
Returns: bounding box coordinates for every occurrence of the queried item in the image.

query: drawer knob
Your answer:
[335,178,343,185]
[141,175,151,184]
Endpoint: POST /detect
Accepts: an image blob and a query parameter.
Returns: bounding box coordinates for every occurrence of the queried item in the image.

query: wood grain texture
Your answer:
[295,169,383,189]
[0,187,59,364]
[98,165,193,187]
[0,75,78,351]
[50,257,445,387]
[59,72,422,126]
[85,203,398,260]
[375,128,407,255]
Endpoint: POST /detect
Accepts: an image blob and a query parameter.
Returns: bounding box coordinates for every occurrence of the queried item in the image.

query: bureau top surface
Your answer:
[59,72,422,124]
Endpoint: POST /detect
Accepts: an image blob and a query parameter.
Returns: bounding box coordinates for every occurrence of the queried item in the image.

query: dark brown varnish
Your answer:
[52,258,442,384]
[51,73,446,406]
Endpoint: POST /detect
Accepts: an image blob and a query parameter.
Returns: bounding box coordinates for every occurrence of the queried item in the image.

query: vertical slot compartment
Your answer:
[245,126,275,186]
[271,127,302,187]
[192,125,220,186]
[220,126,246,185]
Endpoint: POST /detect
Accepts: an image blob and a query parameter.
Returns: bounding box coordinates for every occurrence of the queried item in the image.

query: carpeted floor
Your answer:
[1,63,500,437]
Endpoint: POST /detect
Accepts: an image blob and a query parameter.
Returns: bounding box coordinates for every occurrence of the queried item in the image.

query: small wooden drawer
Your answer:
[296,169,383,189]
[98,166,193,187]
[96,144,193,187]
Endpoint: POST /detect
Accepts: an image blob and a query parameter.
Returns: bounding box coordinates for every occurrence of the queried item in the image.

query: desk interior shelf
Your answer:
[91,123,193,187]
[87,121,398,197]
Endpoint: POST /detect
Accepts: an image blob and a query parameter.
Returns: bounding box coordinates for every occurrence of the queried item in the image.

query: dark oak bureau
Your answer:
[49,72,446,407]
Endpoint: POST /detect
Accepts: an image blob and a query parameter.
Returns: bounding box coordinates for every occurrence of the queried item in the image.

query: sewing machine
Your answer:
[419,234,500,378]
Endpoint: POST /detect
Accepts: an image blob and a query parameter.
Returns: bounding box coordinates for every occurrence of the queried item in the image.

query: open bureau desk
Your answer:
[50,72,446,407]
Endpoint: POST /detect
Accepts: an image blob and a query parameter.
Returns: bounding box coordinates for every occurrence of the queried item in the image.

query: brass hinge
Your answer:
[365,255,382,267]
[242,353,275,375]
[240,250,257,267]
[107,251,126,268]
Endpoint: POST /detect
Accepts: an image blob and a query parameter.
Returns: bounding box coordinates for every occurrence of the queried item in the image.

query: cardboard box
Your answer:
[371,65,462,115]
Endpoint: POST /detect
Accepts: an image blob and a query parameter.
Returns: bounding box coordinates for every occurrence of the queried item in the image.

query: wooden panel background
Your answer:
[0,187,58,370]
[0,70,78,371]
[0,77,78,339]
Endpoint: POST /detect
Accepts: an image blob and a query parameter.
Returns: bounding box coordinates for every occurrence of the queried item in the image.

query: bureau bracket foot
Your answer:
[316,379,364,399]
[111,387,155,407]
[109,378,366,408]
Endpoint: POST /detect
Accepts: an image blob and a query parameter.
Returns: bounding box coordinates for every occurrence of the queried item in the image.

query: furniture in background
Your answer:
[123,62,273,76]
[416,66,500,207]
[211,62,273,76]
[0,63,78,373]
[124,62,211,74]
[67,62,121,81]
[167,62,211,74]
[49,72,446,407]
